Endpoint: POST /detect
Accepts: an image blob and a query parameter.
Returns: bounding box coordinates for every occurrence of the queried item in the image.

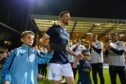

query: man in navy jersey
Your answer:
[41,11,82,84]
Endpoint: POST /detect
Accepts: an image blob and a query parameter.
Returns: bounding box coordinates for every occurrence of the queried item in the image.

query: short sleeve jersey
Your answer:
[77,60,91,79]
[90,40,104,63]
[108,41,125,66]
[46,24,70,64]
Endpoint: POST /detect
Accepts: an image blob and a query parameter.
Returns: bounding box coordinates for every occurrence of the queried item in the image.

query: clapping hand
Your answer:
[76,54,84,60]
[104,43,112,50]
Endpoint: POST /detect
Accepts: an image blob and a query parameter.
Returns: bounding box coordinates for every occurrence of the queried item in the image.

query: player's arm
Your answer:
[66,45,83,59]
[40,34,50,47]
[91,42,103,54]
[2,50,17,84]
[72,58,79,68]
[40,25,54,49]
[36,51,53,64]
[92,46,102,54]
[66,45,78,57]
[106,42,124,55]
[110,48,124,55]
[4,81,10,84]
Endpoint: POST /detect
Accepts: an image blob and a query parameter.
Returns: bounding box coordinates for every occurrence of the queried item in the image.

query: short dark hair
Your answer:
[21,31,35,38]
[59,10,70,18]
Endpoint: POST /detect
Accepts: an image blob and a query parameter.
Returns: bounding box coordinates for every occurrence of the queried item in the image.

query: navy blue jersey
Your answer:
[46,24,70,64]
[77,60,91,78]
[77,60,91,84]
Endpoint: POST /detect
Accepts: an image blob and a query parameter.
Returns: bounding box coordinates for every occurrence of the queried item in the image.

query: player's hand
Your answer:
[34,45,39,50]
[4,81,10,84]
[45,44,52,52]
[76,54,84,60]
[89,42,93,48]
[72,62,77,68]
[108,44,112,48]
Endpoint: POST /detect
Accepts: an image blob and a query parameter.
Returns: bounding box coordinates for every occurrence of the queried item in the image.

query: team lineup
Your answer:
[0,11,126,84]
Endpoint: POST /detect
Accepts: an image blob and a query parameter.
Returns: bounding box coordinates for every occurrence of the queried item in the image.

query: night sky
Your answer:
[0,0,126,48]
[33,0,126,19]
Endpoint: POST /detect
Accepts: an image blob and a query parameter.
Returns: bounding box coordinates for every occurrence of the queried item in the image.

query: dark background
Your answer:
[33,0,126,19]
[0,0,126,49]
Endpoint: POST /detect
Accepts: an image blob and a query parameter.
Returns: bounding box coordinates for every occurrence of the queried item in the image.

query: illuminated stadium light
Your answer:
[94,23,101,26]
[86,33,91,35]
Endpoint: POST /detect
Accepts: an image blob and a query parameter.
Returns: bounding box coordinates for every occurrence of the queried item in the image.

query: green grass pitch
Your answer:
[38,69,121,84]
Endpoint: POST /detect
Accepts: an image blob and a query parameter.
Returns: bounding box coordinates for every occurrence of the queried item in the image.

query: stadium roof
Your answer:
[32,15,126,39]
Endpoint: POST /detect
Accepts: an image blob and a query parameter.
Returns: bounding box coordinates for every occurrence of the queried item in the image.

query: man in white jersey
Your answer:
[105,34,125,84]
[90,34,104,84]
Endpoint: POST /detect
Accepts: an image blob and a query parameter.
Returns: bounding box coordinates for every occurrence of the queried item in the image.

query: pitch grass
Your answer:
[38,69,121,84]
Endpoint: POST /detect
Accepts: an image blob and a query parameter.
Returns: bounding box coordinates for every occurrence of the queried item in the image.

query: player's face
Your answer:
[60,13,71,25]
[91,35,97,41]
[21,34,34,46]
[110,34,117,42]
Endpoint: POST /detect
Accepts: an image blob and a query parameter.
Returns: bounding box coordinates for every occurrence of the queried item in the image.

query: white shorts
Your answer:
[48,63,73,80]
